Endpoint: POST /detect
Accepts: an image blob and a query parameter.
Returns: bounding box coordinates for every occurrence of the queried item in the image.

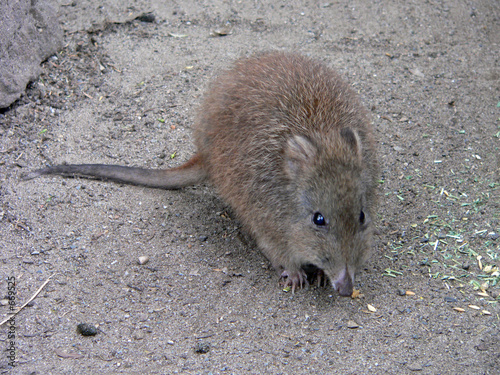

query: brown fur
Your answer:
[25,52,378,296]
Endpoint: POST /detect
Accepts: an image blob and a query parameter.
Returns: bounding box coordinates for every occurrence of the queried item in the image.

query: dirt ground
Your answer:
[1,0,499,374]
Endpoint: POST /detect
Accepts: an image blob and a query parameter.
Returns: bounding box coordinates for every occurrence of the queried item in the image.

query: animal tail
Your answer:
[22,154,207,189]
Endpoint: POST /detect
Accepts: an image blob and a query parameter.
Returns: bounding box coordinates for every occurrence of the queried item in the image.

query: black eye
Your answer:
[313,212,326,226]
[359,210,365,225]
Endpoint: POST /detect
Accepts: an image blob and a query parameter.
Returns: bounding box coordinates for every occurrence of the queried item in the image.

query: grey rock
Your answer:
[0,0,63,108]
[488,232,499,240]
[408,362,423,371]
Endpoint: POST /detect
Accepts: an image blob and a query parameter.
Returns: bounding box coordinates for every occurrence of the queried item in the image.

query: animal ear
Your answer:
[285,135,317,177]
[340,128,362,159]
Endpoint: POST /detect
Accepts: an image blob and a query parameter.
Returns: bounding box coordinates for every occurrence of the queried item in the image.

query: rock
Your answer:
[195,342,210,354]
[488,232,499,240]
[407,362,423,371]
[0,0,63,108]
[135,12,156,23]
[76,323,98,336]
[346,320,360,329]
[133,330,145,340]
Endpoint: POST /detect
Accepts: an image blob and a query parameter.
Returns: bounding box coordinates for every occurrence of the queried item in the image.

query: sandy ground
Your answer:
[1,0,499,374]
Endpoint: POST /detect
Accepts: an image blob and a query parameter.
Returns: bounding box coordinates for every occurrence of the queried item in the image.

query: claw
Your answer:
[315,269,327,288]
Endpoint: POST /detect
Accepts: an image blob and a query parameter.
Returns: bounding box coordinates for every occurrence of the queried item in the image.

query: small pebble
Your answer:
[444,296,457,303]
[408,362,423,371]
[397,289,406,296]
[488,232,499,240]
[133,331,145,340]
[475,343,488,351]
[138,256,149,265]
[346,320,359,329]
[77,323,98,336]
[195,342,210,354]
[419,259,430,266]
[135,12,155,23]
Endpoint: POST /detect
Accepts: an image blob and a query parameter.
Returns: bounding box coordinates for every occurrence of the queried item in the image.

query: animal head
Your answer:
[284,129,374,295]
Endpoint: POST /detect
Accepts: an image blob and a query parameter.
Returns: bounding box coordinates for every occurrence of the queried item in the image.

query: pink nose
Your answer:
[333,268,353,297]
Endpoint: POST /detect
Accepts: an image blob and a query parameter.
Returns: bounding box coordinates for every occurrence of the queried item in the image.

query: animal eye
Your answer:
[313,212,326,226]
[359,210,365,225]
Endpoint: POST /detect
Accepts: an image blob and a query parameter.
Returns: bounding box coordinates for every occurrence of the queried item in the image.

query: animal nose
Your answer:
[333,268,353,297]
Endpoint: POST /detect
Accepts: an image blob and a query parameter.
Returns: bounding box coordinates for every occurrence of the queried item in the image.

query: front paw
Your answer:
[279,269,308,293]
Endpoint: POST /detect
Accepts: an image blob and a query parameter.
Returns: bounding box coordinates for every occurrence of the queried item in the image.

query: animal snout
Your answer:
[332,267,353,297]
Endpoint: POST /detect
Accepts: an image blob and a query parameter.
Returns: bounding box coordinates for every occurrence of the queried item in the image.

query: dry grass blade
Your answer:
[0,274,55,327]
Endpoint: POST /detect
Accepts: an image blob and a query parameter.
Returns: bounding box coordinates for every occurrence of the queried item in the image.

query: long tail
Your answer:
[22,154,207,189]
